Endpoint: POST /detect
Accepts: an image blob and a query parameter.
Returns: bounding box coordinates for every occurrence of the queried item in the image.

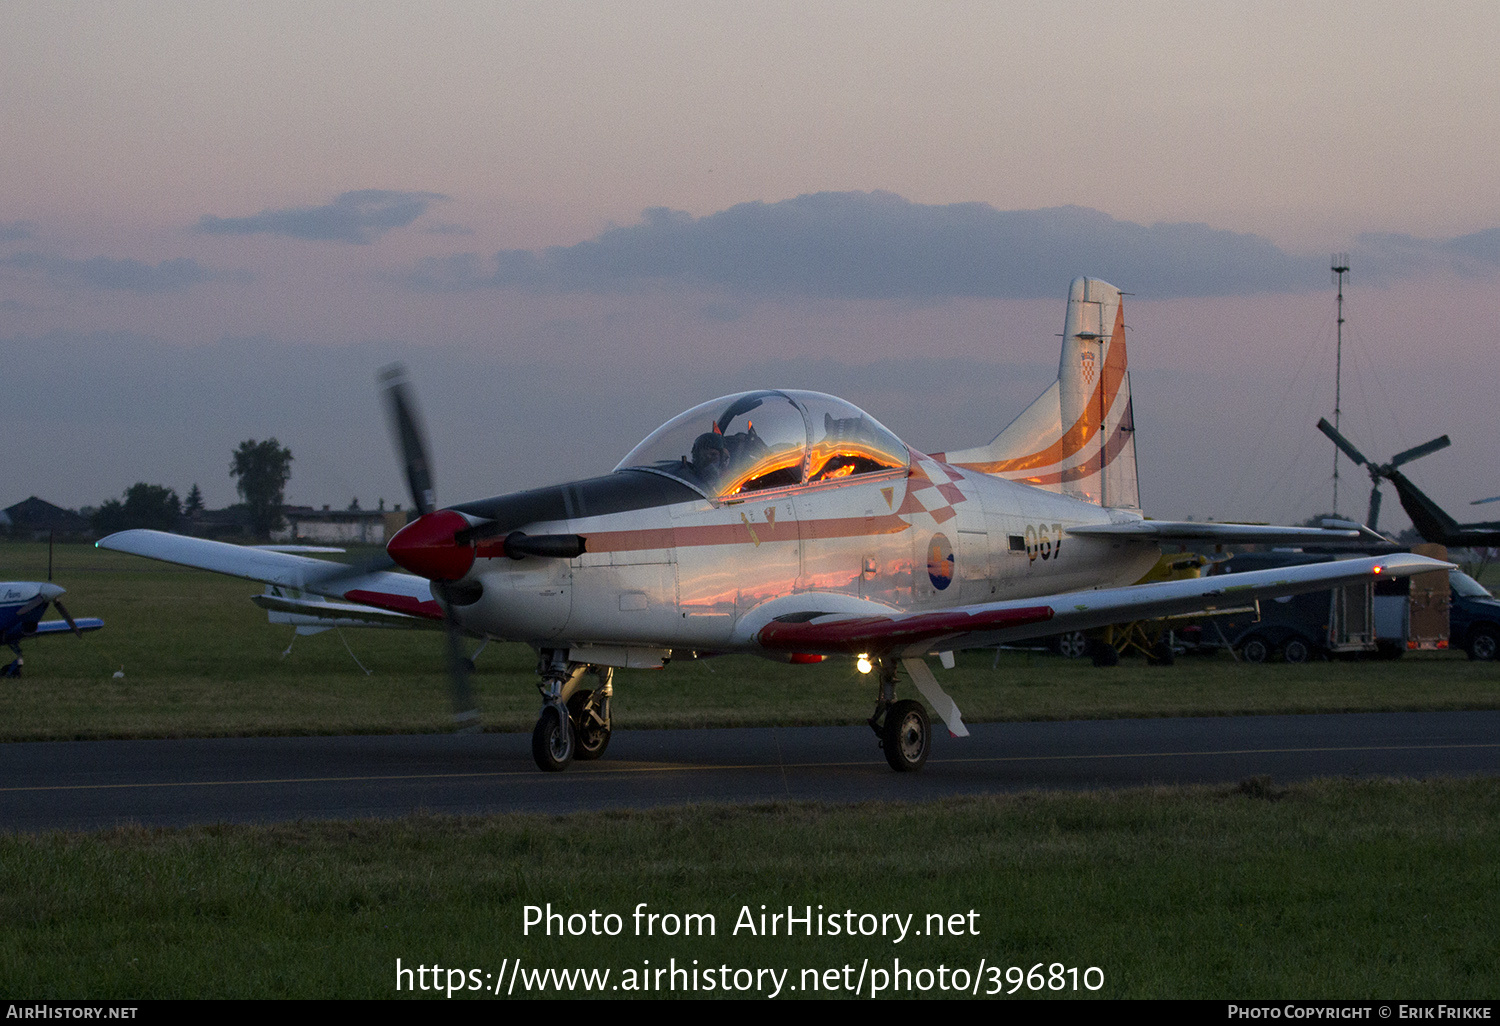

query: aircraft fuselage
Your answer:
[436,451,1160,663]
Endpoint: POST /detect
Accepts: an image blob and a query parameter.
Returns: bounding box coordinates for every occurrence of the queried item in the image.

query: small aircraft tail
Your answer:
[943,276,1140,510]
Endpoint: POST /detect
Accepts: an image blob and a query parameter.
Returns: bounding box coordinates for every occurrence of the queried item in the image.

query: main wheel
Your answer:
[531,703,575,772]
[566,689,611,761]
[1240,635,1270,663]
[1088,639,1120,667]
[1147,640,1175,666]
[881,699,930,773]
[1281,637,1311,664]
[1054,631,1089,659]
[1467,626,1499,662]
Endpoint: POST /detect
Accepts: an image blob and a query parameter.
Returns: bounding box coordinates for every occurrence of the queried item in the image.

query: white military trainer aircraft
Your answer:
[100,278,1449,772]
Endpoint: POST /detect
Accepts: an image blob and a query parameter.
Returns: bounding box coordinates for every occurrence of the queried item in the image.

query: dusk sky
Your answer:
[5,1,1499,534]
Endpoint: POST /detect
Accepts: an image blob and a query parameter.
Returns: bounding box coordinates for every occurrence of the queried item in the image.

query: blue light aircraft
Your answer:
[1,581,103,676]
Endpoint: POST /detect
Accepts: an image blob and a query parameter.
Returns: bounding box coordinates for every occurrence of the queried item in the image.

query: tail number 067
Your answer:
[1024,523,1064,562]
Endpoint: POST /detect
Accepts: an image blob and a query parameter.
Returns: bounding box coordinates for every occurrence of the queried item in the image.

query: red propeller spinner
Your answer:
[386,509,476,581]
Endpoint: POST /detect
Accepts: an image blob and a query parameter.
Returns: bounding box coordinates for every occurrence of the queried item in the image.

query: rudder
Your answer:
[942,277,1140,509]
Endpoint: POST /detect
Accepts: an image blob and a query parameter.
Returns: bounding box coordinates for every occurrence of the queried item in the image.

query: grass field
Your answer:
[3,540,1499,741]
[5,540,1498,1000]
[2,778,1496,999]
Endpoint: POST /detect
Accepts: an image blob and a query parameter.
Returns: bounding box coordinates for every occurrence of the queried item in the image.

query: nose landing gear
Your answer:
[531,653,614,771]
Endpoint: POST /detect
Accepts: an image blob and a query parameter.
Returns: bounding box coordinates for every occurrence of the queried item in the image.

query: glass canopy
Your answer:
[616,389,909,499]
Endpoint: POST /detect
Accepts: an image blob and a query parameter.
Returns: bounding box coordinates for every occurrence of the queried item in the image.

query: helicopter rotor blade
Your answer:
[1388,435,1451,469]
[1367,484,1383,533]
[1316,417,1372,468]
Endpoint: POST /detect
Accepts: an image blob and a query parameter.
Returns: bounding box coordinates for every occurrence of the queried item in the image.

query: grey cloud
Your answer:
[4,253,218,293]
[1,221,36,243]
[196,189,446,244]
[1346,228,1500,284]
[403,192,1328,300]
[404,192,1500,300]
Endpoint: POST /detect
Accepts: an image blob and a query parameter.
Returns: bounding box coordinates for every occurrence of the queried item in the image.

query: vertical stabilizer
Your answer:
[942,277,1140,510]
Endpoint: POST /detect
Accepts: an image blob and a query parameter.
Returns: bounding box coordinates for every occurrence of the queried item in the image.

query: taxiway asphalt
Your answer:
[2,710,1497,832]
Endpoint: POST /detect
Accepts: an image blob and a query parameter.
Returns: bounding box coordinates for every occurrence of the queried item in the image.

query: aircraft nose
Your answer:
[387,510,477,581]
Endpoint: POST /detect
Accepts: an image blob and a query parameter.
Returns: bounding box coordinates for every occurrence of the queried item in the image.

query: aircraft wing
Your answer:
[97,529,442,621]
[749,553,1450,658]
[251,590,440,630]
[1066,521,1363,545]
[32,618,105,636]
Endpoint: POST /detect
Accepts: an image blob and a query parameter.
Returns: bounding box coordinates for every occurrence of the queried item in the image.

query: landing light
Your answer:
[856,654,873,674]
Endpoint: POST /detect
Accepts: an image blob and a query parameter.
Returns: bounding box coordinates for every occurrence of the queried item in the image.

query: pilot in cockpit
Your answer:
[690,431,731,486]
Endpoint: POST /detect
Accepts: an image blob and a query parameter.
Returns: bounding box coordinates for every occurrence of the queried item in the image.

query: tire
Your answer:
[1088,639,1120,667]
[1240,635,1270,664]
[1147,640,1175,667]
[531,703,574,772]
[1054,631,1089,659]
[881,699,930,772]
[1281,637,1311,664]
[566,689,611,761]
[1467,625,1499,662]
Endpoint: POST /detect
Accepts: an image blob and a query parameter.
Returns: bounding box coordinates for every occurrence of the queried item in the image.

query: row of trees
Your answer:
[91,439,293,538]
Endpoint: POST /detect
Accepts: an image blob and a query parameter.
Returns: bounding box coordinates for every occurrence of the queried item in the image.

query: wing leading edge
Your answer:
[96,529,439,620]
[753,553,1451,659]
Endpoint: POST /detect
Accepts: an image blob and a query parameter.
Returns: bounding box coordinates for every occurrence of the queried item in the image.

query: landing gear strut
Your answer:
[530,652,613,771]
[867,659,931,772]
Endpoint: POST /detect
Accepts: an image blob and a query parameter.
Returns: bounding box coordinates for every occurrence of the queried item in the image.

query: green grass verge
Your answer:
[1,777,1496,998]
[3,541,1499,740]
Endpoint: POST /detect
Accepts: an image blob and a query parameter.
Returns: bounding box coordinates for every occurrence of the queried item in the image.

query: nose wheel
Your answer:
[532,703,575,772]
[531,656,613,771]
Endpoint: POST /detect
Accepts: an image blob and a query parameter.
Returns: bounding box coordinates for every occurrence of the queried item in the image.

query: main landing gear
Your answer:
[530,651,613,772]
[867,659,931,773]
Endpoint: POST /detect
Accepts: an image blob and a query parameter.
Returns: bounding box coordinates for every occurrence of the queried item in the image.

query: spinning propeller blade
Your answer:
[379,364,480,732]
[380,364,437,518]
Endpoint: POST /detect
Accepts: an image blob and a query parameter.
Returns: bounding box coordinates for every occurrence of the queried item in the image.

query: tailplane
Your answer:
[943,276,1140,510]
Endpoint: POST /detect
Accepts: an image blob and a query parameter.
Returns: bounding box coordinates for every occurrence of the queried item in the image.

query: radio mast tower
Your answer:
[1330,255,1350,515]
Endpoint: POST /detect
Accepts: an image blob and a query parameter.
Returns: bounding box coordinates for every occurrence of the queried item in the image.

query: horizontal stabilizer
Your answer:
[1067,520,1362,545]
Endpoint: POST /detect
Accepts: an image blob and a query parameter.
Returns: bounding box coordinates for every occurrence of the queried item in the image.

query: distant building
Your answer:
[3,497,89,538]
[272,505,412,545]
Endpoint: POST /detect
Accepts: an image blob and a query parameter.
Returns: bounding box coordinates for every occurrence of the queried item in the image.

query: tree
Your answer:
[230,439,293,539]
[92,483,181,533]
[183,483,205,516]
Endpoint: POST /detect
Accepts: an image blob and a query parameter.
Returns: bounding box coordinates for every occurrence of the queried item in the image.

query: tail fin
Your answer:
[943,277,1140,510]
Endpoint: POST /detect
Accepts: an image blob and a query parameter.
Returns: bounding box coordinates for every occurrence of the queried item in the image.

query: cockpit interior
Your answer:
[616,390,910,500]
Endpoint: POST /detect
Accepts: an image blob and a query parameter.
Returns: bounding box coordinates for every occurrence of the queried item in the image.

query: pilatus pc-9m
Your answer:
[102,278,1449,771]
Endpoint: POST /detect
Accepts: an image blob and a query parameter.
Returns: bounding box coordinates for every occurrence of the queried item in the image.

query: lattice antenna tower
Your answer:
[1330,254,1350,515]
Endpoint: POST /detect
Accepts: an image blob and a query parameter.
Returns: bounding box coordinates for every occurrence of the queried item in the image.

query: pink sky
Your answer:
[4,2,1498,532]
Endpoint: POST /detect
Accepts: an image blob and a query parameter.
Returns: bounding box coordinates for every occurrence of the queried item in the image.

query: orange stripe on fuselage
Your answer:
[958,304,1128,475]
[494,512,914,560]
